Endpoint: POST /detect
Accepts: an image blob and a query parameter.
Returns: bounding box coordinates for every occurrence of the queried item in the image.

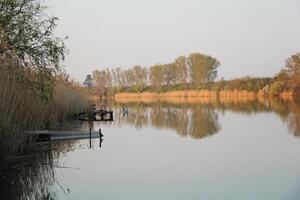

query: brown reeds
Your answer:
[0,62,88,161]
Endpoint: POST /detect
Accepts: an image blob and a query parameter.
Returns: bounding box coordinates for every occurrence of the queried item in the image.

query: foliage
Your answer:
[187,53,220,87]
[284,53,300,91]
[90,52,220,94]
[149,64,164,91]
[88,53,300,98]
[0,0,67,72]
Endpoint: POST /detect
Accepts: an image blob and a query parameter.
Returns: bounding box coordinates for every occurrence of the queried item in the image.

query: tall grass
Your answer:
[0,63,88,161]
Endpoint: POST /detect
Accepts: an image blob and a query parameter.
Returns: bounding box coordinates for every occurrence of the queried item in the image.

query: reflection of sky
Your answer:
[47,0,300,81]
[54,111,300,200]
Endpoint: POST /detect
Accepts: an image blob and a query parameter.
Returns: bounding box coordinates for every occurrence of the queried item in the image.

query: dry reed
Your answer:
[0,64,88,161]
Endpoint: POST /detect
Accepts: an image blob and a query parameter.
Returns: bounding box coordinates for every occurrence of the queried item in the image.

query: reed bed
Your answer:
[219,90,256,98]
[115,89,293,101]
[0,65,88,161]
[115,90,217,99]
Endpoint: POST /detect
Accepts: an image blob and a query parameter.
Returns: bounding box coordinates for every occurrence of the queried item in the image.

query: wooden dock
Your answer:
[25,130,101,141]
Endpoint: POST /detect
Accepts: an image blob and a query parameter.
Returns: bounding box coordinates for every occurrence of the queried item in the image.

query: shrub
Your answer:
[269,81,286,96]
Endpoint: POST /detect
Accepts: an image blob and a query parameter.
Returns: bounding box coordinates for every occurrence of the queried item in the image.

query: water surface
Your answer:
[1,98,300,200]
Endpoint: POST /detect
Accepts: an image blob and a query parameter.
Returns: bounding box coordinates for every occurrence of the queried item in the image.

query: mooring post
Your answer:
[110,111,114,121]
[89,128,92,148]
[99,128,103,138]
[99,128,103,148]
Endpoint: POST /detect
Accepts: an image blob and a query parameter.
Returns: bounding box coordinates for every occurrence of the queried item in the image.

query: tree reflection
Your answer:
[115,97,300,138]
[189,106,220,139]
[116,102,221,139]
[271,98,300,137]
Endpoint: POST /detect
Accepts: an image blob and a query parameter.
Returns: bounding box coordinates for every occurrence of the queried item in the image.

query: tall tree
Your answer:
[163,62,178,87]
[187,53,220,88]
[132,65,147,92]
[150,64,164,90]
[175,56,189,88]
[92,68,112,96]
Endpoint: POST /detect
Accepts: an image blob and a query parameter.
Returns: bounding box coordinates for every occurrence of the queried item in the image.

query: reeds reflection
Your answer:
[0,140,78,200]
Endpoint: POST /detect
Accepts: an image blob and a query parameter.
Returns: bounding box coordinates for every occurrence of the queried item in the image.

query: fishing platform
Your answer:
[77,104,114,121]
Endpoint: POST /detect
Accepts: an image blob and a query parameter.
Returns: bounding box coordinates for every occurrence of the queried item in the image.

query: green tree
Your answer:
[175,56,189,88]
[0,0,66,72]
[163,62,178,87]
[187,53,220,88]
[150,64,164,91]
[0,0,67,100]
[132,65,147,92]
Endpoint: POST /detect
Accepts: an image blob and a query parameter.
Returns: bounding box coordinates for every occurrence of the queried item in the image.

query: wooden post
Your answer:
[99,128,103,148]
[89,128,92,148]
[110,111,113,121]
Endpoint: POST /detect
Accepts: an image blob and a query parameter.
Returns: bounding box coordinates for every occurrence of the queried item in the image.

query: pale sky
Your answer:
[48,0,300,82]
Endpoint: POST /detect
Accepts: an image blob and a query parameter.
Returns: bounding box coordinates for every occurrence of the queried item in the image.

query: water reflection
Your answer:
[0,140,78,200]
[113,97,300,138]
[113,103,221,139]
[2,97,300,199]
[0,151,56,200]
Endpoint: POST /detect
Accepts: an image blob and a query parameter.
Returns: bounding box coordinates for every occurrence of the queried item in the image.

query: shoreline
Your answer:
[112,90,294,101]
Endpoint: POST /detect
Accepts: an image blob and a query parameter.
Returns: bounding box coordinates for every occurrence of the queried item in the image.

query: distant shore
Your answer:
[114,90,293,100]
[89,89,294,104]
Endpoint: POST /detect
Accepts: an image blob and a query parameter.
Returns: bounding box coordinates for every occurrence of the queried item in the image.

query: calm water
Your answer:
[2,98,300,200]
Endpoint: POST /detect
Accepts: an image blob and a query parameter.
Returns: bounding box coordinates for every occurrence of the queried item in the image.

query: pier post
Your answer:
[89,128,92,148]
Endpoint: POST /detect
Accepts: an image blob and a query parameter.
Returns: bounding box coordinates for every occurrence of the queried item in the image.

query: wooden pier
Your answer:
[76,105,114,122]
[25,130,102,141]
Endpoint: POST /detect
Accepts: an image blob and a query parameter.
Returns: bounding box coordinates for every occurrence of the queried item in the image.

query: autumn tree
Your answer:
[187,53,220,88]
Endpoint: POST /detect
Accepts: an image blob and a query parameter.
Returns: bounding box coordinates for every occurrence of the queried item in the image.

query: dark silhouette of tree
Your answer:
[83,74,93,88]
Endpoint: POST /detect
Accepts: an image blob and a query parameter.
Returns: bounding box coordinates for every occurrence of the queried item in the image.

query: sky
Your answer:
[47,0,300,82]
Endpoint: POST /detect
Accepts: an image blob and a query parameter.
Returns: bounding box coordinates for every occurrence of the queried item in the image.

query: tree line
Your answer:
[84,53,220,95]
[85,53,300,97]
